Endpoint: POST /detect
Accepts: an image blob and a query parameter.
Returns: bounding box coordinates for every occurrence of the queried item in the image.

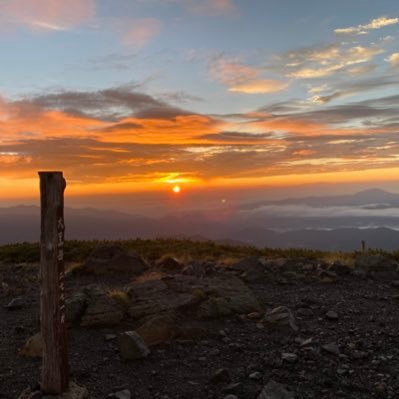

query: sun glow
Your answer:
[172,185,181,194]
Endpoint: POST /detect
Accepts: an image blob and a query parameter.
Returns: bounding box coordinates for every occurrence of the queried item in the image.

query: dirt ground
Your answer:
[1,259,399,399]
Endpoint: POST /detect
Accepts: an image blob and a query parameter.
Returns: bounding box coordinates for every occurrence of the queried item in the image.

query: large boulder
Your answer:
[354,254,399,279]
[127,278,200,319]
[127,274,261,320]
[155,255,183,273]
[354,254,398,272]
[66,292,88,324]
[84,245,149,275]
[80,286,124,328]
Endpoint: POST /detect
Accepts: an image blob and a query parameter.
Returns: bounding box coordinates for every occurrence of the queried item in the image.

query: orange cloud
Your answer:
[229,79,288,94]
[210,57,288,94]
[2,86,399,198]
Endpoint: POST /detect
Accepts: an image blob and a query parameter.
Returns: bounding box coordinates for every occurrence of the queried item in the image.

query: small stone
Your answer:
[211,368,231,383]
[257,380,294,399]
[322,343,340,356]
[223,383,242,393]
[260,306,298,331]
[114,389,131,399]
[325,311,338,320]
[298,337,313,347]
[249,371,262,380]
[118,331,150,360]
[224,396,238,399]
[105,334,117,341]
[19,333,43,358]
[281,353,298,363]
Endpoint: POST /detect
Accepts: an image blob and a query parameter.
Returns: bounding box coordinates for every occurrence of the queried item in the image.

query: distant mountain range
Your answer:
[2,189,399,251]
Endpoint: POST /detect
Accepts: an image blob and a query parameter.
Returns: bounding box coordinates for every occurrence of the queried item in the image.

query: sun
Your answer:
[172,185,181,194]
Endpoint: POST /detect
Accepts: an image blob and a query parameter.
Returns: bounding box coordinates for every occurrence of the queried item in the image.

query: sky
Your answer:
[1,0,399,205]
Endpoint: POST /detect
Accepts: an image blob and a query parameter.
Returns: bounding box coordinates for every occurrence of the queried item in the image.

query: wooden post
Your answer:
[39,171,69,394]
[361,240,366,253]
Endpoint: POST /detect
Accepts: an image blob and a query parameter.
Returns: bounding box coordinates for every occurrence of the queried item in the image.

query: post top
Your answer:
[38,171,63,176]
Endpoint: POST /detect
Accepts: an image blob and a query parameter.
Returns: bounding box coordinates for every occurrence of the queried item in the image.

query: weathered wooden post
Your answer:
[39,171,69,394]
[361,240,366,253]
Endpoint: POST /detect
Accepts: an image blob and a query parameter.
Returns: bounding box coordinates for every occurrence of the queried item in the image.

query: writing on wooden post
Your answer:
[39,171,69,394]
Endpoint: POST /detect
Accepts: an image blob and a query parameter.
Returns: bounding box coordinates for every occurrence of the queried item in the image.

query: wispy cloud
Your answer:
[210,57,288,94]
[121,18,162,48]
[386,53,399,67]
[175,0,237,16]
[0,0,95,32]
[284,45,384,79]
[335,16,399,35]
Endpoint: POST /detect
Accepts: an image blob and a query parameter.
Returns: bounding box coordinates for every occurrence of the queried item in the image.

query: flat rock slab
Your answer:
[127,274,261,320]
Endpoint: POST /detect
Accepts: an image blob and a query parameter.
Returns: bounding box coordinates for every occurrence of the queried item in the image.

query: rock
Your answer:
[118,331,150,360]
[127,278,200,319]
[105,334,117,341]
[135,314,176,346]
[127,275,260,320]
[62,381,89,399]
[182,261,216,277]
[155,256,182,272]
[80,287,124,328]
[325,310,338,321]
[84,245,149,275]
[322,343,340,356]
[249,371,262,380]
[211,368,231,383]
[66,292,87,324]
[354,254,399,280]
[19,333,43,358]
[281,353,298,363]
[318,270,337,282]
[260,306,298,332]
[18,382,88,399]
[328,261,352,275]
[257,380,295,399]
[230,256,266,282]
[196,276,261,318]
[223,383,241,393]
[113,389,131,399]
[298,337,313,347]
[224,396,238,399]
[4,297,24,310]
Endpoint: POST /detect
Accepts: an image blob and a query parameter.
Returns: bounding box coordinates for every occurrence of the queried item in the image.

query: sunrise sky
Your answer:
[1,0,399,203]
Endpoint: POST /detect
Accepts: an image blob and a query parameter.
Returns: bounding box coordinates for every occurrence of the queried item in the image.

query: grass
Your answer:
[1,237,399,265]
[107,289,130,308]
